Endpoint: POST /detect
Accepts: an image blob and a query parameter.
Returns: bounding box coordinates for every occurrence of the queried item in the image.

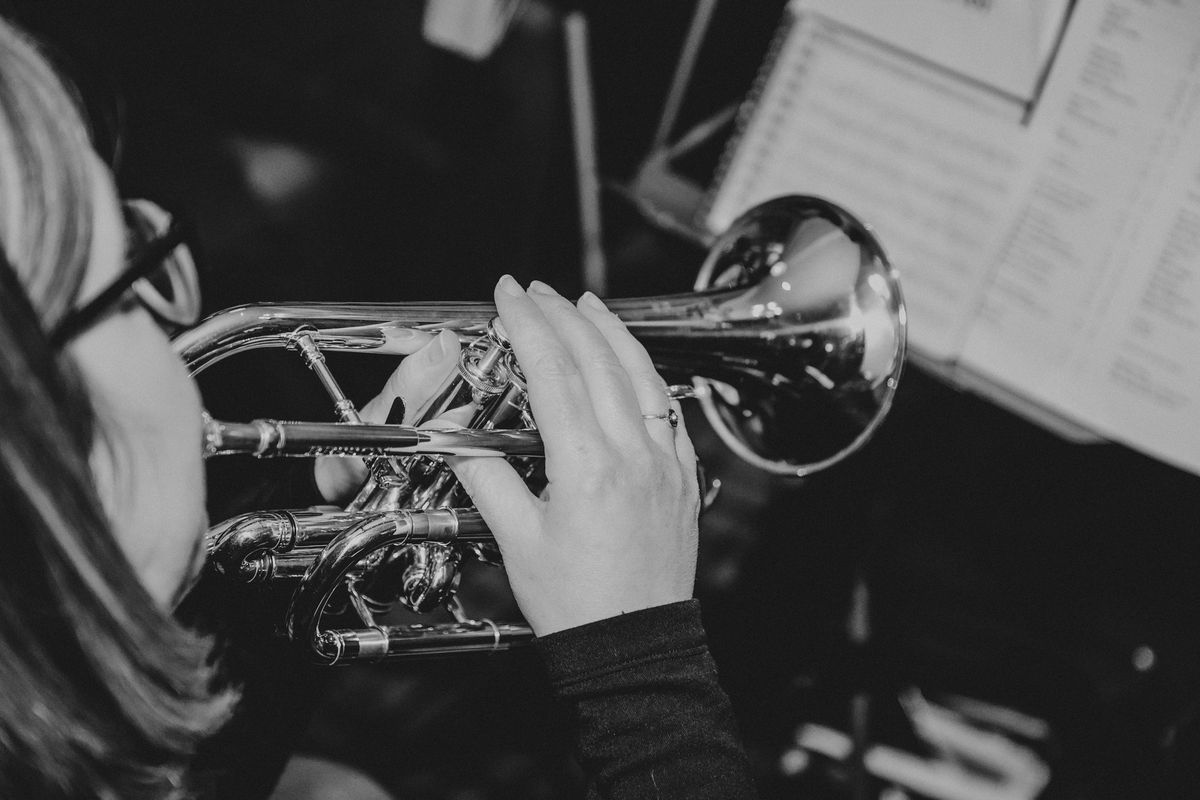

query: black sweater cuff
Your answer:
[535,600,707,688]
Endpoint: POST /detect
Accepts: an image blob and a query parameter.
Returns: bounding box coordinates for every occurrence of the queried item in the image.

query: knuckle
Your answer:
[588,351,627,379]
[620,452,654,480]
[627,447,670,484]
[528,349,579,378]
[577,461,619,494]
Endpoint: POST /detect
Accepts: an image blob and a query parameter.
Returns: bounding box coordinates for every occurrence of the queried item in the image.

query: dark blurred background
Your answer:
[7,2,1200,798]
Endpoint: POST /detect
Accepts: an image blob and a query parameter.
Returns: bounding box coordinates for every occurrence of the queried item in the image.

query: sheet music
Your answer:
[705,9,1035,359]
[959,0,1200,473]
[1076,139,1200,472]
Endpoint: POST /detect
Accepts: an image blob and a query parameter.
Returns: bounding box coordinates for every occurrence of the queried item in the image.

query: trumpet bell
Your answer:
[645,195,904,476]
[607,196,904,476]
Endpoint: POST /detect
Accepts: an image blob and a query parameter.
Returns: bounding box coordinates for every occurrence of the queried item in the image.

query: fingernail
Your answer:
[579,291,608,312]
[527,280,557,296]
[496,274,523,296]
[385,396,406,424]
[426,329,454,362]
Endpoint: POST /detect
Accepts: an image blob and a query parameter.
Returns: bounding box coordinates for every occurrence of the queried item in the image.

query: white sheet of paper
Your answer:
[959,0,1200,473]
[705,10,1034,360]
[1073,138,1200,473]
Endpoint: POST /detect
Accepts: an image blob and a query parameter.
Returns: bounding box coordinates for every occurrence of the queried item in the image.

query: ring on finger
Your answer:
[641,408,680,429]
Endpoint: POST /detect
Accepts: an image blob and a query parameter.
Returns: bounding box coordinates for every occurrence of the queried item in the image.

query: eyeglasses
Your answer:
[50,199,202,348]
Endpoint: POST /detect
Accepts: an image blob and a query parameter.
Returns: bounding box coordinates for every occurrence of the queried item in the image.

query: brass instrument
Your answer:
[181,195,906,664]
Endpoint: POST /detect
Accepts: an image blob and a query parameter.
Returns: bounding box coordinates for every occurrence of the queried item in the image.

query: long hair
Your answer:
[0,18,234,799]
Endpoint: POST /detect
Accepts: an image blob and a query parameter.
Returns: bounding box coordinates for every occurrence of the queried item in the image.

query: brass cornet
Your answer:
[181,196,906,664]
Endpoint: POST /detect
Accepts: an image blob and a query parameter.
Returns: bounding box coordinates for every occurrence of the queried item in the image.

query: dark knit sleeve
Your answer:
[535,600,759,800]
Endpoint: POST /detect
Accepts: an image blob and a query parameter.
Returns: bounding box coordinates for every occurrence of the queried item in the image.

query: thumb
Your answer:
[361,329,461,423]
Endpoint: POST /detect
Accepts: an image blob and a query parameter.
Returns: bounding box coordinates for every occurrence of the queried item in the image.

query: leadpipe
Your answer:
[201,413,544,459]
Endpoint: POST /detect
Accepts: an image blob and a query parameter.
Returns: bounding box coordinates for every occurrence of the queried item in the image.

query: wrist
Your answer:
[524,587,694,637]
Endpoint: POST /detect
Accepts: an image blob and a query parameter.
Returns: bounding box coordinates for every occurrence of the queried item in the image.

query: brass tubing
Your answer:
[314,622,535,664]
[202,416,544,459]
[206,510,371,580]
[287,509,491,663]
[209,509,494,585]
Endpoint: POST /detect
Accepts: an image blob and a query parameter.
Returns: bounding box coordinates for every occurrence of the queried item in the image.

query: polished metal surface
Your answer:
[186,195,906,662]
[201,415,545,459]
[181,196,903,475]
